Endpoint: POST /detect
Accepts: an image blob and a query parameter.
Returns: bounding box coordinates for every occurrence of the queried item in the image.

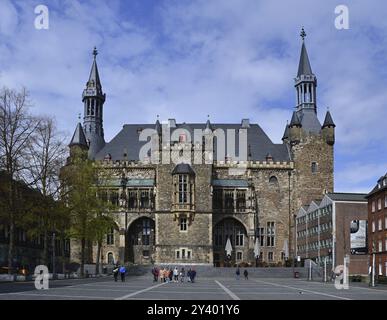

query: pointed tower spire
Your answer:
[293,28,321,134]
[69,123,88,148]
[82,47,106,159]
[282,121,290,141]
[322,110,335,128]
[297,30,313,77]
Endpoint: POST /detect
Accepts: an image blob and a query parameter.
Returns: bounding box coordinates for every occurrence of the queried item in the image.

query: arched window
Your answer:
[107,252,114,264]
[269,176,279,187]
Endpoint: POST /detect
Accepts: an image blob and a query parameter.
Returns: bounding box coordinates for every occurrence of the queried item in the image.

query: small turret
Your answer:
[288,111,302,144]
[68,122,89,161]
[322,110,335,145]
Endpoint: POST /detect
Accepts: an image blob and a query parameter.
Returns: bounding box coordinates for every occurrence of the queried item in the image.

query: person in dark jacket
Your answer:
[190,269,197,283]
[243,269,248,280]
[113,265,119,282]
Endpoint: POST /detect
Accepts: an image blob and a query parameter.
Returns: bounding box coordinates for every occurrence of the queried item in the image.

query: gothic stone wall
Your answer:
[155,163,213,264]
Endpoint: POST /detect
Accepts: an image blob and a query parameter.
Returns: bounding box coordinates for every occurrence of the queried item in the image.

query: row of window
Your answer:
[371,217,387,233]
[297,239,333,253]
[297,205,332,225]
[213,189,247,212]
[371,196,387,212]
[175,248,192,259]
[99,189,154,209]
[256,223,276,247]
[297,222,332,239]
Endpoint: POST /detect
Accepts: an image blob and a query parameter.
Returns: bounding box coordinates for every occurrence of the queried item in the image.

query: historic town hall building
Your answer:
[67,33,336,267]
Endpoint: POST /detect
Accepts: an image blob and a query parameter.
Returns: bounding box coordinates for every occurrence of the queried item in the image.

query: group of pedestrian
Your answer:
[235,267,249,280]
[113,264,127,282]
[151,266,197,283]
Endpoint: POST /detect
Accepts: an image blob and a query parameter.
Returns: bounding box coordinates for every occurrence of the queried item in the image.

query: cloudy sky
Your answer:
[0,0,386,192]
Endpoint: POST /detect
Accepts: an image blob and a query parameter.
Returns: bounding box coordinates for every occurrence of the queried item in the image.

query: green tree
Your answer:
[61,148,115,277]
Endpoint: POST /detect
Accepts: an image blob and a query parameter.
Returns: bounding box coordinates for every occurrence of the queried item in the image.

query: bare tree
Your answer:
[23,117,68,267]
[0,87,40,274]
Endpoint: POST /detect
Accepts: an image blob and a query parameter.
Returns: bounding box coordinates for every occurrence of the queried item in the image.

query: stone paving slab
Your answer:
[0,275,387,300]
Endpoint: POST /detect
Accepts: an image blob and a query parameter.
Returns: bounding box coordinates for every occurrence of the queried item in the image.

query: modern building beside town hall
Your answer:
[367,173,387,278]
[65,33,336,267]
[296,193,369,275]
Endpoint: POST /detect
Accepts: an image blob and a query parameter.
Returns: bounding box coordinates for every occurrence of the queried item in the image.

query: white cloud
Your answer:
[0,0,386,192]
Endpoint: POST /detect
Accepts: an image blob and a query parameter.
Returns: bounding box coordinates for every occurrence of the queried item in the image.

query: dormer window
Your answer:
[104,153,112,161]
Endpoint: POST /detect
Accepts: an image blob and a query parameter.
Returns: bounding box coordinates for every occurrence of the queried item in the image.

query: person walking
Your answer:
[160,268,164,283]
[243,269,248,280]
[187,269,192,282]
[169,268,173,282]
[173,267,179,282]
[180,267,185,283]
[119,265,126,282]
[191,269,196,283]
[113,265,119,282]
[236,267,240,280]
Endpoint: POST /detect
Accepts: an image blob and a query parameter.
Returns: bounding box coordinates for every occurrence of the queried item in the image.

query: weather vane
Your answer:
[300,27,306,41]
[93,46,98,58]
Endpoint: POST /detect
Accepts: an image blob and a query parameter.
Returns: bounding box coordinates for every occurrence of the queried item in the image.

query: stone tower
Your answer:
[82,47,106,159]
[283,29,335,209]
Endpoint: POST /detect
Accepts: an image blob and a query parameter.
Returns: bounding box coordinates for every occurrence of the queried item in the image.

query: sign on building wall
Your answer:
[350,220,368,254]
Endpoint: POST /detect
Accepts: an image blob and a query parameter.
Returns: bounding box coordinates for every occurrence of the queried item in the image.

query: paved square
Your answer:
[0,275,386,300]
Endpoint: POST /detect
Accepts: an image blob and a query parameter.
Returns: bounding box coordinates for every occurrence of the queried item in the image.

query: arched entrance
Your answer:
[213,218,248,267]
[127,217,155,264]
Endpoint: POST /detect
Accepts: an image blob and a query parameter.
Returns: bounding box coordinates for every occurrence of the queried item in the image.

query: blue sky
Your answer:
[0,0,386,192]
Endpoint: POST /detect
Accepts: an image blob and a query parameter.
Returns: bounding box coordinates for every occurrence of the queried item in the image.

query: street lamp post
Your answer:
[120,173,128,264]
[52,232,56,279]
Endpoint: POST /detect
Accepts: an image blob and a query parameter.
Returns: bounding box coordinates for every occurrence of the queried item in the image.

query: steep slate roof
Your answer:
[95,122,290,162]
[296,109,321,134]
[297,42,313,77]
[289,112,301,127]
[322,111,336,128]
[172,163,195,175]
[69,123,88,147]
[327,193,367,202]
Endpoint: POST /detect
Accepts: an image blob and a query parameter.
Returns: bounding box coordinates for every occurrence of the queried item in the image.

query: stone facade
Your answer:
[66,35,336,267]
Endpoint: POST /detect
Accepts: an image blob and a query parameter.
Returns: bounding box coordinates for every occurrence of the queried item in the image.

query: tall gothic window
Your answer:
[178,175,189,204]
[236,190,246,212]
[172,164,195,210]
[266,221,275,247]
[128,190,137,209]
[235,227,244,246]
[180,217,188,231]
[142,219,151,245]
[140,190,150,208]
[225,191,234,211]
[106,228,114,245]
